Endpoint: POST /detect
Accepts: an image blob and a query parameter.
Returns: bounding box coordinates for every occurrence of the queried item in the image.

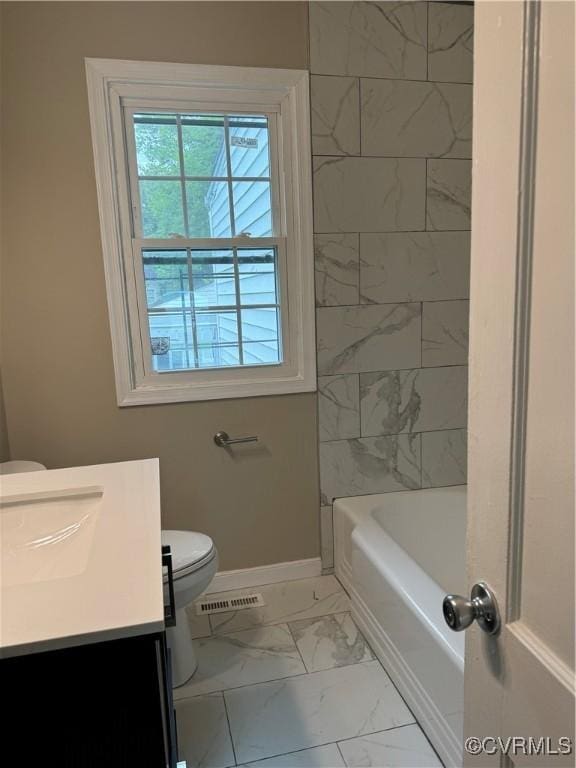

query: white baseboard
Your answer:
[206,557,322,594]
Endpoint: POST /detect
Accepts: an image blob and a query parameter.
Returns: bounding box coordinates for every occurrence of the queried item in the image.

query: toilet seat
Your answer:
[161,530,216,580]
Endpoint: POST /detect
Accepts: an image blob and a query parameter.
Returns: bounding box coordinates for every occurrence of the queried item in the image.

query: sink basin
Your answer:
[0,459,163,658]
[1,486,102,587]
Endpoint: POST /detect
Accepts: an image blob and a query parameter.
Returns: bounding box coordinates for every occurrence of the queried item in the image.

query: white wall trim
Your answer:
[206,557,322,594]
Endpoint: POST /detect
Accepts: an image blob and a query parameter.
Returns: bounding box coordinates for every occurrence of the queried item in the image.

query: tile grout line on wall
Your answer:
[310,71,470,87]
[358,76,362,157]
[420,423,424,489]
[314,227,471,235]
[320,431,467,451]
[316,298,469,312]
[313,153,472,161]
[319,362,469,379]
[426,0,430,82]
[355,232,361,305]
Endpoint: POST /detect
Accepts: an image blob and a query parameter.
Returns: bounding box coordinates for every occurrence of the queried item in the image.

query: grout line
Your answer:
[180,669,314,701]
[317,229,469,237]
[317,297,470,310]
[313,152,472,160]
[355,231,361,305]
[425,157,429,229]
[358,77,362,157]
[221,691,238,767]
[426,0,430,82]
[228,720,422,768]
[310,71,471,86]
[420,424,424,489]
[420,300,424,369]
[318,296,470,310]
[336,720,423,749]
[209,603,350,638]
[285,620,310,673]
[235,741,345,767]
[314,228,471,235]
[176,655,379,703]
[320,429,467,447]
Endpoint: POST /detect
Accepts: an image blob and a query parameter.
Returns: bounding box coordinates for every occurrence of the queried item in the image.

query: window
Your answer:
[86,60,315,405]
[133,112,281,371]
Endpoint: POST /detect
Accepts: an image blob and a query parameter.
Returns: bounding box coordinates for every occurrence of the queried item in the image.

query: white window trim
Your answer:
[85,58,316,406]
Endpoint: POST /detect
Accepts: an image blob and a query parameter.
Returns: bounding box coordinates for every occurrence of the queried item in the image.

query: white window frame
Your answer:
[85,58,316,406]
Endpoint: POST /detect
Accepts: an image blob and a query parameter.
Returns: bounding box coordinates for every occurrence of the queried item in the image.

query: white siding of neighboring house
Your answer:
[204,119,279,366]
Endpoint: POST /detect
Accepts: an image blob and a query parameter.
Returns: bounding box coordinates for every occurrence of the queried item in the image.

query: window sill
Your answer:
[116,372,317,406]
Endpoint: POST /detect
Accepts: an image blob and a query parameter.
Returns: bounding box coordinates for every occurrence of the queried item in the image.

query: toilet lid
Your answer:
[161,530,215,575]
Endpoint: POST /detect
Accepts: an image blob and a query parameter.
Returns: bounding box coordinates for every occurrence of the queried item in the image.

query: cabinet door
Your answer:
[2,633,175,767]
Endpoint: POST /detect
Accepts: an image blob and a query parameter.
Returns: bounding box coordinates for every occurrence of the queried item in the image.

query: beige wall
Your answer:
[0,7,8,463]
[0,1,319,569]
[0,367,9,462]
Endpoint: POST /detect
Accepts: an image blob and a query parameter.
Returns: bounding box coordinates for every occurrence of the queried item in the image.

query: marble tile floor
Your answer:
[175,575,442,768]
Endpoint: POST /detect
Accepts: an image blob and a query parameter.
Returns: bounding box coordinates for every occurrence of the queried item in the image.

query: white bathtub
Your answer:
[334,487,466,768]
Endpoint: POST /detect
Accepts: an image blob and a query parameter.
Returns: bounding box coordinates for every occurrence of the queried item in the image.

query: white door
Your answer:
[461,0,575,765]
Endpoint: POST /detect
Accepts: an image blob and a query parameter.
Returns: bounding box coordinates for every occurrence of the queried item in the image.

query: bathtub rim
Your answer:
[334,489,466,670]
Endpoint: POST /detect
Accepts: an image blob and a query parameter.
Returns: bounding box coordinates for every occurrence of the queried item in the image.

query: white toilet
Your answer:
[161,530,218,687]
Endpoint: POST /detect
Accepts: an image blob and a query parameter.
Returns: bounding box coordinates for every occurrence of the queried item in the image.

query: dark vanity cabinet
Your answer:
[2,630,178,767]
[2,546,179,767]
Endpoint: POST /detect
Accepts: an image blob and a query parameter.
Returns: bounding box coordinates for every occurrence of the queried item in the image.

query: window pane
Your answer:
[182,116,225,177]
[139,180,185,238]
[238,272,276,305]
[143,250,189,308]
[236,249,277,305]
[131,111,274,239]
[197,310,238,344]
[148,311,195,371]
[187,181,232,238]
[196,310,239,368]
[243,341,280,365]
[232,181,272,236]
[228,116,270,178]
[141,248,282,373]
[199,344,240,368]
[134,115,180,177]
[192,250,235,277]
[194,275,236,308]
[237,248,276,273]
[241,308,279,342]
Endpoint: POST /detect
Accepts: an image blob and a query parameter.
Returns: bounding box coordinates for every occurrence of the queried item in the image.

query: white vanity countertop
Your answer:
[0,459,164,658]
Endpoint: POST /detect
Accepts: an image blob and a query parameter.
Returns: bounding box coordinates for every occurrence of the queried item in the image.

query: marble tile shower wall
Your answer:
[309,1,474,569]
